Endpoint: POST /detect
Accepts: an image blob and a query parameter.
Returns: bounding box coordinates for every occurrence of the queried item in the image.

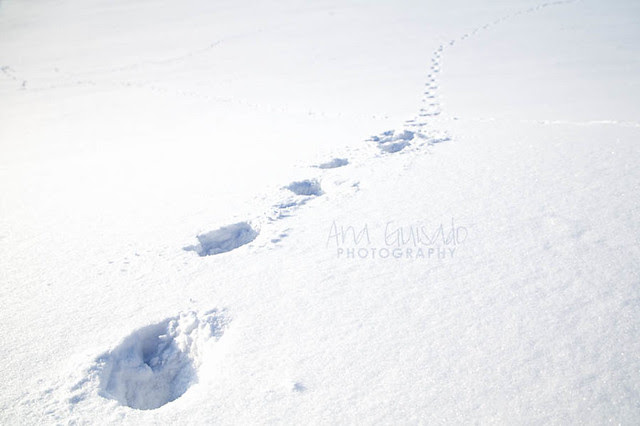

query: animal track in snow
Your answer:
[0,65,26,88]
[184,222,258,256]
[96,310,228,410]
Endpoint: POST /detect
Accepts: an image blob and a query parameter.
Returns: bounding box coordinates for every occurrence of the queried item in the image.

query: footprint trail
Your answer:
[182,0,577,256]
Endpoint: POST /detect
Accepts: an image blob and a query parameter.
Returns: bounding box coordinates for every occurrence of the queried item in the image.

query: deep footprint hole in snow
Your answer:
[97,310,228,410]
[184,222,258,257]
[286,179,323,196]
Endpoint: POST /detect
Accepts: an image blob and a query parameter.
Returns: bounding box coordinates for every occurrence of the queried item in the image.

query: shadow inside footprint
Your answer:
[184,222,258,256]
[286,179,323,196]
[97,310,228,410]
[380,141,410,153]
[316,158,349,169]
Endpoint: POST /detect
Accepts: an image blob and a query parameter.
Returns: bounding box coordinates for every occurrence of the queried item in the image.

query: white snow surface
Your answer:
[1,0,640,424]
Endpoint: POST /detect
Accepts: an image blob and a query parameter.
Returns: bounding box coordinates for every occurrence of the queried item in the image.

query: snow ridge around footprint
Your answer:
[95,310,228,410]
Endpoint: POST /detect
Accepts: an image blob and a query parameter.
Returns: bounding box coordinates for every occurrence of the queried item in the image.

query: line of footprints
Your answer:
[56,0,577,414]
[182,1,576,258]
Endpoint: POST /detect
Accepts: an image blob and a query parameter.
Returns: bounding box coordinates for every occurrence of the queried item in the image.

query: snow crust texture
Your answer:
[97,310,228,410]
